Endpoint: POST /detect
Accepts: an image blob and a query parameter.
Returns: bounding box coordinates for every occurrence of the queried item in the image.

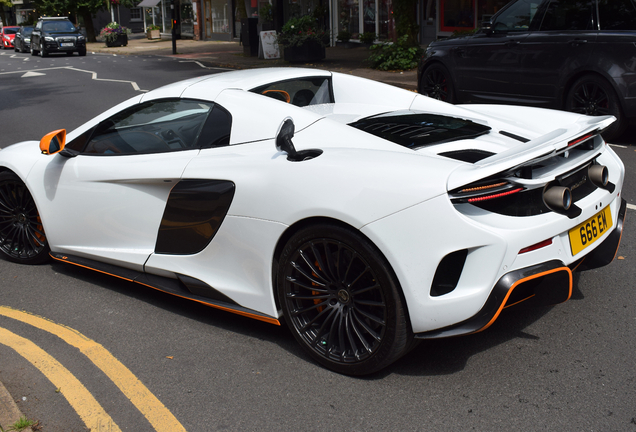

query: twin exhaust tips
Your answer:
[543,165,609,212]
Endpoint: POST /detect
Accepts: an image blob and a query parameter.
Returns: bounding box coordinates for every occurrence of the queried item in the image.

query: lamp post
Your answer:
[171,0,177,54]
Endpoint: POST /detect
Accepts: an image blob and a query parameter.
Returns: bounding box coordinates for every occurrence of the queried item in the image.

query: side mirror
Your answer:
[276,118,297,157]
[39,129,66,155]
[481,20,493,34]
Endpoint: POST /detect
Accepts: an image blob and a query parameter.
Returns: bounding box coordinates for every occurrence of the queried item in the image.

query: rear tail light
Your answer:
[450,181,523,204]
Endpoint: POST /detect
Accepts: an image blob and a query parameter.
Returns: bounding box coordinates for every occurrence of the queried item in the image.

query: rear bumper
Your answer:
[414,200,627,340]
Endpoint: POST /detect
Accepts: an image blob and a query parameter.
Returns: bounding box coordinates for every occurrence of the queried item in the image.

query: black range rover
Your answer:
[418,0,636,140]
[31,17,86,57]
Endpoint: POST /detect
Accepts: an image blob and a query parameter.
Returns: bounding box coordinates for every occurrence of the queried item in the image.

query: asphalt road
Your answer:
[0,49,635,432]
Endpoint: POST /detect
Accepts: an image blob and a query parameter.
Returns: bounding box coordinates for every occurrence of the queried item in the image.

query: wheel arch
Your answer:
[270,216,413,330]
[418,59,456,92]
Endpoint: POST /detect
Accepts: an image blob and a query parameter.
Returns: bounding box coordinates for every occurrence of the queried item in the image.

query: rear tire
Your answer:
[565,75,626,141]
[0,172,50,265]
[277,223,412,375]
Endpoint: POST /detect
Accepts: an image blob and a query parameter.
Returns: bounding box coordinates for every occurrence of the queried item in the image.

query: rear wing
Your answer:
[447,115,615,190]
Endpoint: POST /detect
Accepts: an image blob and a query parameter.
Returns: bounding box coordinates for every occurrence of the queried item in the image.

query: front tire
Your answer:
[420,64,456,103]
[40,42,48,57]
[565,75,626,141]
[277,224,411,375]
[78,48,86,57]
[0,172,50,264]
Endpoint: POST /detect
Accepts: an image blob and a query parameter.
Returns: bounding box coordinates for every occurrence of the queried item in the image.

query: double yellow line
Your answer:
[0,306,185,431]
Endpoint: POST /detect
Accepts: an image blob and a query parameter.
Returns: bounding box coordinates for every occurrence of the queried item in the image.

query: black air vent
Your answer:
[349,113,491,149]
[439,149,494,163]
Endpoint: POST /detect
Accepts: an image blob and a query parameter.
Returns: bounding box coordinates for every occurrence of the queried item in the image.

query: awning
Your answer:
[137,0,161,7]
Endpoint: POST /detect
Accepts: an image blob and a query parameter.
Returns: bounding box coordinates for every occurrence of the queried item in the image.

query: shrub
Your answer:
[367,35,422,71]
[359,32,376,44]
[276,15,328,48]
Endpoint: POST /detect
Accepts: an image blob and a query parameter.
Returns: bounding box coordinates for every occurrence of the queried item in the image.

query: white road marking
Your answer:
[178,60,233,71]
[21,71,46,77]
[627,203,636,211]
[0,65,146,91]
[609,144,627,148]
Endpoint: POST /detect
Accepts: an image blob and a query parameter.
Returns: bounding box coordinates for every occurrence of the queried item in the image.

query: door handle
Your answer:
[505,40,520,46]
[568,39,588,46]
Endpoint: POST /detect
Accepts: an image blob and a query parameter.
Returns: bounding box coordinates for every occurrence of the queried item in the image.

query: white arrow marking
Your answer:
[21,71,46,78]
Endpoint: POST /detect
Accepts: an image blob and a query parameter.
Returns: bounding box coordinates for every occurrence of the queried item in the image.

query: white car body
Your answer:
[0,68,626,374]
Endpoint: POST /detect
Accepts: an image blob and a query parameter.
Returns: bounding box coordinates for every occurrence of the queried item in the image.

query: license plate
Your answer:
[61,43,74,47]
[568,206,613,256]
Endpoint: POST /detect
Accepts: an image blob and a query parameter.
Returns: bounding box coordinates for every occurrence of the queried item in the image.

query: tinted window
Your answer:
[197,105,232,148]
[539,0,595,31]
[83,99,214,155]
[598,0,636,30]
[251,77,333,107]
[3,28,18,35]
[42,21,77,32]
[493,0,544,32]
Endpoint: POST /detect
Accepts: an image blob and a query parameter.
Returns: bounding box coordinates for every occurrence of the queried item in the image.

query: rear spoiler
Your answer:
[447,115,615,190]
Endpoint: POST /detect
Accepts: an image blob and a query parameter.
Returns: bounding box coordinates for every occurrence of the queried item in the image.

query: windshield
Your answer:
[42,21,77,32]
[22,27,34,35]
[3,28,18,35]
[349,112,492,149]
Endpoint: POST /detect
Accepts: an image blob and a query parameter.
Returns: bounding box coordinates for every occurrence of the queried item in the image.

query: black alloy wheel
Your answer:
[420,64,455,103]
[40,41,48,57]
[278,224,411,375]
[0,172,50,264]
[566,75,626,141]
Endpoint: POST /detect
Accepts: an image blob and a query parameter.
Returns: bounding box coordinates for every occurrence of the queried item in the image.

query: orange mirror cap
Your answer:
[39,129,67,155]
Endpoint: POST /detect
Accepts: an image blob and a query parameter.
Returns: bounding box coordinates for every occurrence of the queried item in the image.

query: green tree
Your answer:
[1,0,13,26]
[392,0,419,46]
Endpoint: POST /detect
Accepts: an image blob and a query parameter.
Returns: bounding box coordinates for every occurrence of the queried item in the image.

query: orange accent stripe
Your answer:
[612,208,626,262]
[50,254,281,326]
[473,267,572,334]
[503,294,535,309]
[51,254,135,282]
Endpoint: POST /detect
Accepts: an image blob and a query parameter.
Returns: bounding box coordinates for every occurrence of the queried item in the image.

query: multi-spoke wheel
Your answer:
[0,172,50,264]
[565,75,626,141]
[420,64,455,103]
[278,224,411,375]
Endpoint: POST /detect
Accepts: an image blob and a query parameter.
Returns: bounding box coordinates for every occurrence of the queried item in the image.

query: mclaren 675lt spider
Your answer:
[0,68,626,375]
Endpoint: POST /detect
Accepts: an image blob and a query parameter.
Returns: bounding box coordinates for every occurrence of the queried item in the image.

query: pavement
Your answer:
[0,33,419,430]
[85,33,419,91]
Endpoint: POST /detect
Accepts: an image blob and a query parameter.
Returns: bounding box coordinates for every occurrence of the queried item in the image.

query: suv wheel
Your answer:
[565,75,626,141]
[40,42,48,57]
[78,48,86,56]
[420,64,456,103]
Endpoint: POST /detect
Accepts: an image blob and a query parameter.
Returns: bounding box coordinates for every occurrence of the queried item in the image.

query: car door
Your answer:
[30,20,41,51]
[29,98,225,271]
[519,0,597,107]
[454,0,543,103]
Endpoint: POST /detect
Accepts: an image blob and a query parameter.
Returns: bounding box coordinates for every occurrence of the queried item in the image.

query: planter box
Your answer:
[284,41,325,63]
[106,34,128,47]
[147,29,160,40]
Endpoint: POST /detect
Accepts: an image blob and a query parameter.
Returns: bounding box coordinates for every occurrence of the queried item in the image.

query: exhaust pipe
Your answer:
[588,165,609,188]
[544,186,572,211]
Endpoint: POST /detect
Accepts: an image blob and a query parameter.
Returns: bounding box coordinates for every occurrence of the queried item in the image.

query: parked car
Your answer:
[13,26,34,53]
[30,16,86,57]
[418,0,636,140]
[1,26,19,49]
[0,68,626,375]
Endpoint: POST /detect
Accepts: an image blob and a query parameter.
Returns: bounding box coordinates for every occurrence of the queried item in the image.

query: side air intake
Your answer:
[430,250,468,297]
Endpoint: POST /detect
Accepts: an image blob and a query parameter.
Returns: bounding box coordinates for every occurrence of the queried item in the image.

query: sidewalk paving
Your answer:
[86,34,419,91]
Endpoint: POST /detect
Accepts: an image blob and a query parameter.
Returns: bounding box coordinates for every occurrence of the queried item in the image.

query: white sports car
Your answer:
[0,68,626,375]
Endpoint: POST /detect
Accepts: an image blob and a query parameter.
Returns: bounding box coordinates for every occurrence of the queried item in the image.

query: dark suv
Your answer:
[418,0,636,140]
[31,17,86,57]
